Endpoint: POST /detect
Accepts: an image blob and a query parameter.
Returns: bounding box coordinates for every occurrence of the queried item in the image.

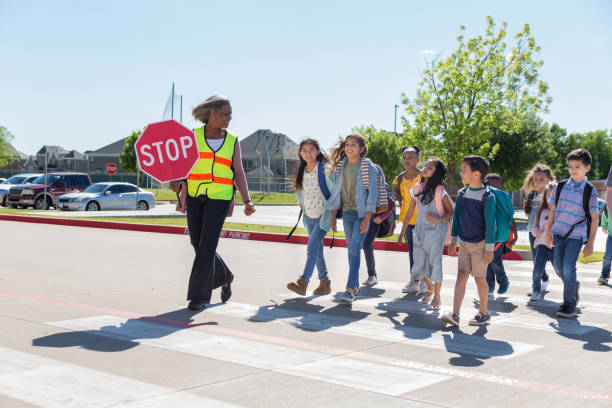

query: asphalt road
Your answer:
[0,220,610,407]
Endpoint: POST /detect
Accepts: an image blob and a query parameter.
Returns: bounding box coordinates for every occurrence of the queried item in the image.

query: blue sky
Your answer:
[1,0,611,155]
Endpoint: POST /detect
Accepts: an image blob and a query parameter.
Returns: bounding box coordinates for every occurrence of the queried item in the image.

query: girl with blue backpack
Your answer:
[287,139,335,296]
[327,133,378,304]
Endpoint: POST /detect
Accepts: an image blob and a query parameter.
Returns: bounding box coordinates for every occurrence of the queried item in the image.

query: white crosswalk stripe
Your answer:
[43,315,450,396]
[0,346,243,408]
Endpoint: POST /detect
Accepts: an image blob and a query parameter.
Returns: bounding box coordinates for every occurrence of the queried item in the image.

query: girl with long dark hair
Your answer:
[287,139,335,296]
[398,157,454,310]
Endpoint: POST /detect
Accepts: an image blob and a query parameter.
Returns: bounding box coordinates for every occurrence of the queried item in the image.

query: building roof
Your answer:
[36,145,68,156]
[90,137,128,155]
[63,150,87,159]
[240,130,298,160]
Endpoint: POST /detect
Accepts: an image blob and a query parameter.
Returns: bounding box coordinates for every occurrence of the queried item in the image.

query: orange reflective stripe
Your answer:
[215,156,232,167]
[187,173,212,181]
[214,177,234,185]
[199,152,214,159]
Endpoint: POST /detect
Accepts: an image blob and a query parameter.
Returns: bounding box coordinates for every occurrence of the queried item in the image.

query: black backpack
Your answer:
[553,179,595,242]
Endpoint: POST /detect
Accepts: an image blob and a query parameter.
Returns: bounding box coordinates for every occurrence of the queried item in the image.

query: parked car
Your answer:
[7,173,91,210]
[0,173,42,207]
[58,182,156,211]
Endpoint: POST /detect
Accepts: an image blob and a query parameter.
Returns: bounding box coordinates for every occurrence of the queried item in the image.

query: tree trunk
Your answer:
[446,162,460,196]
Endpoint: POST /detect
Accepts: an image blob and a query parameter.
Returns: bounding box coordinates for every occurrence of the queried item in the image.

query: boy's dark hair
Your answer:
[462,155,490,178]
[401,145,421,156]
[485,173,502,182]
[566,148,592,166]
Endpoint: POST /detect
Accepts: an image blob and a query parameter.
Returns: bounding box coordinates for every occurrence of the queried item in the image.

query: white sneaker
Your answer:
[530,292,541,301]
[527,287,533,296]
[541,279,549,293]
[419,280,429,294]
[402,281,420,294]
[363,276,378,286]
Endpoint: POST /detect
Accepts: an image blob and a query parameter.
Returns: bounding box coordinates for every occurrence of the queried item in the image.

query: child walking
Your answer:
[287,139,335,296]
[398,158,454,310]
[530,184,556,300]
[392,146,426,294]
[522,164,556,295]
[599,200,611,285]
[545,149,599,317]
[442,156,496,326]
[327,133,378,304]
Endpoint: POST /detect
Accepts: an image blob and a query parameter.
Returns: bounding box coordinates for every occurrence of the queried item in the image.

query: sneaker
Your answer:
[598,276,609,285]
[429,299,441,310]
[541,279,550,293]
[556,305,577,318]
[402,281,420,294]
[363,276,378,286]
[497,281,509,294]
[530,291,541,301]
[419,280,429,294]
[488,289,494,300]
[441,312,460,327]
[527,287,533,296]
[353,290,361,300]
[575,281,581,305]
[469,312,491,326]
[340,290,355,303]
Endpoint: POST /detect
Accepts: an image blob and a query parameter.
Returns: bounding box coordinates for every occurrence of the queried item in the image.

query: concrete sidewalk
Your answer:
[0,220,610,407]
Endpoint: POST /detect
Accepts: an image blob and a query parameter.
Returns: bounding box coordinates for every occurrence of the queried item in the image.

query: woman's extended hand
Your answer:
[244,203,255,216]
[331,218,337,233]
[426,212,439,222]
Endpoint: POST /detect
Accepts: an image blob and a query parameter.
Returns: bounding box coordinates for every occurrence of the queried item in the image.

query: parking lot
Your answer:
[0,220,610,407]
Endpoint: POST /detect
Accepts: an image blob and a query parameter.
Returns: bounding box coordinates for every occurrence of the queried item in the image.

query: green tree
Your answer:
[118,129,142,173]
[353,125,405,184]
[0,126,17,167]
[402,17,551,186]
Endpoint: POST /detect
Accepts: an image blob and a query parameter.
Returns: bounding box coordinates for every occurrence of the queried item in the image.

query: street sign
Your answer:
[105,163,118,175]
[135,120,198,183]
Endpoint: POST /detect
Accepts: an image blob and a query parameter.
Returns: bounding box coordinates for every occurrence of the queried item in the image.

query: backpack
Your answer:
[553,179,595,242]
[458,186,512,242]
[372,163,390,214]
[286,161,333,240]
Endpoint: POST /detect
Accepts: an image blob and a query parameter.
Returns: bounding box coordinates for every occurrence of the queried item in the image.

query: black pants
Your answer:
[186,195,232,303]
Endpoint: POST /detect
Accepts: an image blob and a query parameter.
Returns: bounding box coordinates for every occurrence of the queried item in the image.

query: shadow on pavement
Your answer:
[32,308,216,353]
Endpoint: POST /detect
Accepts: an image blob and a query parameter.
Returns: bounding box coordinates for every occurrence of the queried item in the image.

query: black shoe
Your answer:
[221,275,234,303]
[187,301,205,311]
[575,281,581,305]
[556,304,577,318]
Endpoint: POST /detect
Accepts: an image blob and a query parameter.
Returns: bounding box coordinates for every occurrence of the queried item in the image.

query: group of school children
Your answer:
[285,132,606,325]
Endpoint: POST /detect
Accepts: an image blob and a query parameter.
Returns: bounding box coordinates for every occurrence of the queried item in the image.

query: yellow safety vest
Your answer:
[187,126,236,200]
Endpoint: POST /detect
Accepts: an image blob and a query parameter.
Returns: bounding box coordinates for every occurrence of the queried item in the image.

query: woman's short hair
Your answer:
[192,95,230,123]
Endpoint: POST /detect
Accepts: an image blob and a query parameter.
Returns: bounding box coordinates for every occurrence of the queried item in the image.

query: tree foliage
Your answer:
[402,17,551,185]
[353,125,405,184]
[0,126,17,167]
[118,129,142,174]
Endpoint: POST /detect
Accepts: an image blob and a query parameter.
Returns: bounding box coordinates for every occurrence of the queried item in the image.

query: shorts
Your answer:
[458,240,487,278]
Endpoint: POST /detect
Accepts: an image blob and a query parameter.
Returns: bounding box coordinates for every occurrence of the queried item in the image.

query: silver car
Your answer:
[0,173,42,207]
[57,182,156,211]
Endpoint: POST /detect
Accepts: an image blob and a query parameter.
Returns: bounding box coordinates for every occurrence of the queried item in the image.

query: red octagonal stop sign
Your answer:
[135,120,199,183]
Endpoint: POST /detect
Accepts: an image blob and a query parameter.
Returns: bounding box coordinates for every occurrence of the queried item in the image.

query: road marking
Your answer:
[43,315,449,396]
[276,293,605,336]
[1,289,610,403]
[0,346,242,408]
[204,302,539,359]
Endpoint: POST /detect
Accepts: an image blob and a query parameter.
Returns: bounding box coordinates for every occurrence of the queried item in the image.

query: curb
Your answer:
[0,214,527,259]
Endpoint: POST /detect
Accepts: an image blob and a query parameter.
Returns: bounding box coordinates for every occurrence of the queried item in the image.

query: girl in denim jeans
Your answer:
[287,139,335,296]
[327,133,378,304]
[530,185,557,301]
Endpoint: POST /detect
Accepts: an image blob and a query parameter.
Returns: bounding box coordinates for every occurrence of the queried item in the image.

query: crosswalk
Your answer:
[2,260,610,406]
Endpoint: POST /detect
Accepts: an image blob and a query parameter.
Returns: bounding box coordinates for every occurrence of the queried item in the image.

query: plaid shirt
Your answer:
[549,177,599,241]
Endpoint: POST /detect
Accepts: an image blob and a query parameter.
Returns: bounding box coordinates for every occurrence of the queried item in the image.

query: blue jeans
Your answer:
[532,245,554,293]
[405,224,416,281]
[486,242,508,290]
[553,235,583,308]
[602,235,612,279]
[343,210,368,290]
[300,214,329,282]
[362,218,381,277]
[529,232,549,282]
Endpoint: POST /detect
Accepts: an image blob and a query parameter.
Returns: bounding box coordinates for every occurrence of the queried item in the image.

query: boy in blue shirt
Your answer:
[443,156,496,326]
[545,148,599,318]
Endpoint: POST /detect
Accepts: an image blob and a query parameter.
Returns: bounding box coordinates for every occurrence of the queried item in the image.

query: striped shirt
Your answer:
[549,177,599,241]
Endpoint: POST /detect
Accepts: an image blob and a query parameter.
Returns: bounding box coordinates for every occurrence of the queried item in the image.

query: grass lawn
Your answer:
[512,244,603,263]
[143,189,297,204]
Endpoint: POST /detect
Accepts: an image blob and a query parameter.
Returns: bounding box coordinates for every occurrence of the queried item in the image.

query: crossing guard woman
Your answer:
[185,95,255,311]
